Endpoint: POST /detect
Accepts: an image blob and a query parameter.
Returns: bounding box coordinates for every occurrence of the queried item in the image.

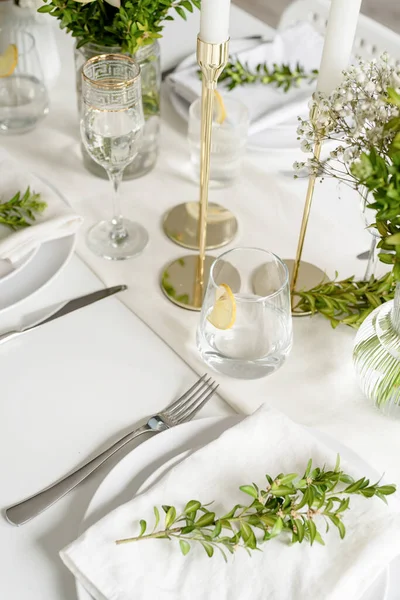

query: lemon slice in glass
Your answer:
[0,44,18,78]
[207,283,236,330]
[214,90,227,125]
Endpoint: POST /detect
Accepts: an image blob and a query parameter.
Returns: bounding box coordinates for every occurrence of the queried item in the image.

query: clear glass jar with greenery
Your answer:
[38,0,200,178]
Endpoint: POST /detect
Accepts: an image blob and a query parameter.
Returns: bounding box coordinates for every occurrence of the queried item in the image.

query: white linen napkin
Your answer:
[167,22,324,135]
[61,406,400,600]
[0,153,83,265]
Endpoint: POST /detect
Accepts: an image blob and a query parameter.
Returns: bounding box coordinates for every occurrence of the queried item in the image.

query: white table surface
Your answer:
[1,4,400,600]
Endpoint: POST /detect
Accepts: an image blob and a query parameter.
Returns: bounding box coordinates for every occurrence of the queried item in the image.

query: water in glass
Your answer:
[197,248,293,379]
[188,96,249,186]
[81,54,148,260]
[0,29,48,134]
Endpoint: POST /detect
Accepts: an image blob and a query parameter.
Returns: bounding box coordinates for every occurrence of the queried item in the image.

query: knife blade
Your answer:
[0,285,127,344]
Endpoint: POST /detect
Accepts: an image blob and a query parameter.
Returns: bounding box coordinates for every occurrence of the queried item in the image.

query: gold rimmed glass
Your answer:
[81,54,148,260]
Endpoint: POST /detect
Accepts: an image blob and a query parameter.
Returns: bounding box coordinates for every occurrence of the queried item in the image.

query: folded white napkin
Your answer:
[61,407,400,600]
[168,22,324,135]
[0,153,83,266]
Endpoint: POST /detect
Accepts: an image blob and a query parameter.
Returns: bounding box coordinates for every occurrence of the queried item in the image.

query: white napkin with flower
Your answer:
[167,22,324,135]
[0,152,83,266]
[61,406,400,600]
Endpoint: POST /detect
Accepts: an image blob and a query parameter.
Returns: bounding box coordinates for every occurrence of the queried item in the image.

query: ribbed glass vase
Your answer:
[353,282,400,416]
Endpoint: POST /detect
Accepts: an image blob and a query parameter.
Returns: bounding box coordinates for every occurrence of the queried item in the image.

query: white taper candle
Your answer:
[199,0,231,44]
[317,0,362,94]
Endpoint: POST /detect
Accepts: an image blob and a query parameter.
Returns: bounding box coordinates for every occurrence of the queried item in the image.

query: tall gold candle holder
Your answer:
[162,38,237,252]
[283,107,326,316]
[161,38,229,310]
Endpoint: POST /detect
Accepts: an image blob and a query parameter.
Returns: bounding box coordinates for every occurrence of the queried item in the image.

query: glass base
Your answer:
[198,350,288,380]
[86,219,149,261]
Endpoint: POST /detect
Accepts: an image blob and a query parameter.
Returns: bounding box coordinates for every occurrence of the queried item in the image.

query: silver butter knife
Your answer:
[0,285,127,344]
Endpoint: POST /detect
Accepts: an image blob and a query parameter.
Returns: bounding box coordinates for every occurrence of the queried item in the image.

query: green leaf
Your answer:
[334,455,341,473]
[240,522,257,549]
[139,519,146,537]
[184,500,201,514]
[195,512,216,528]
[179,540,191,555]
[174,5,187,19]
[153,507,160,531]
[270,485,295,496]
[337,520,346,539]
[239,485,258,499]
[37,5,54,12]
[377,485,397,495]
[279,473,298,485]
[386,233,400,245]
[201,541,214,557]
[270,517,283,537]
[308,519,317,545]
[211,521,222,538]
[165,506,177,529]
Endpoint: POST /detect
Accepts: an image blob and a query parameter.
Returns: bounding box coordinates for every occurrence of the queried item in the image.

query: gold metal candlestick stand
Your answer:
[283,134,326,316]
[162,38,237,252]
[161,38,229,310]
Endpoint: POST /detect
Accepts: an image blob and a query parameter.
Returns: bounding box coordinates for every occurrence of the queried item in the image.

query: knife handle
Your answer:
[5,425,152,526]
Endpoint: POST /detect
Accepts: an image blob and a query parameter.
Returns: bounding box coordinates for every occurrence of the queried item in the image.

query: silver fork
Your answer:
[5,374,218,526]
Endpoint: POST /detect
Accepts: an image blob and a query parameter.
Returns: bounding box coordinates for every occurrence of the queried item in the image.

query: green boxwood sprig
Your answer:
[115,457,395,560]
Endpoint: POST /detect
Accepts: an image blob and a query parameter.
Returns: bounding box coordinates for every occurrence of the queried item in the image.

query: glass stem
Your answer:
[392,283,400,336]
[108,169,127,243]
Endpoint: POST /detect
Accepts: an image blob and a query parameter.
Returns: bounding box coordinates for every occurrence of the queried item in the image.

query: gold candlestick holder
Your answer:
[161,38,230,310]
[282,105,327,316]
[162,38,237,252]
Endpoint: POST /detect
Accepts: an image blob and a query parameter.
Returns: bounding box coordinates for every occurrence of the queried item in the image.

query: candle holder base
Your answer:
[160,254,216,311]
[163,202,238,250]
[283,259,327,317]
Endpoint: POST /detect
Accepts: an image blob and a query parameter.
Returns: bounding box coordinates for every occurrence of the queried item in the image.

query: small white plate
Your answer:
[0,235,75,314]
[76,417,389,600]
[0,246,38,283]
[0,178,76,314]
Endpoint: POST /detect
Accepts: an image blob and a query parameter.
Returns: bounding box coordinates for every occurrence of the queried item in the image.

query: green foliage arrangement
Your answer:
[0,188,46,230]
[219,60,318,92]
[38,0,200,54]
[293,272,396,329]
[115,457,395,560]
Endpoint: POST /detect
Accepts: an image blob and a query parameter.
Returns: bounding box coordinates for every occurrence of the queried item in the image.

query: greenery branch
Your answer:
[219,60,318,92]
[115,457,395,560]
[0,188,46,230]
[38,0,200,54]
[293,272,397,329]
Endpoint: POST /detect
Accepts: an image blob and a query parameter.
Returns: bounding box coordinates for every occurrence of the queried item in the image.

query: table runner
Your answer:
[5,25,400,486]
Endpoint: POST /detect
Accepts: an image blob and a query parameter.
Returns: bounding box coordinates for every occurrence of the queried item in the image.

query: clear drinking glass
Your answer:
[197,247,293,379]
[188,96,249,186]
[81,54,148,260]
[0,29,49,134]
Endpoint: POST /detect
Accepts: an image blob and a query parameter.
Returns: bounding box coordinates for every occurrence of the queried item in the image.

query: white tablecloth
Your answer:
[6,14,397,473]
[2,6,400,599]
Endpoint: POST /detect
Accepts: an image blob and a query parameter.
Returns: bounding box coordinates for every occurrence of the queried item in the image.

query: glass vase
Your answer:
[75,41,160,180]
[353,282,400,416]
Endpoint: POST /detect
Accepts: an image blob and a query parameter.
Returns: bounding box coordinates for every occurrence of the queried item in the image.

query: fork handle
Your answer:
[5,425,152,526]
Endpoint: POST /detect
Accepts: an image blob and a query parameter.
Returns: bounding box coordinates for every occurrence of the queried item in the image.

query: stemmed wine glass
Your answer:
[81,54,148,260]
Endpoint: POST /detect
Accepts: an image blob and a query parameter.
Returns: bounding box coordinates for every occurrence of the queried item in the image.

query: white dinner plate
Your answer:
[76,417,389,600]
[166,37,309,153]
